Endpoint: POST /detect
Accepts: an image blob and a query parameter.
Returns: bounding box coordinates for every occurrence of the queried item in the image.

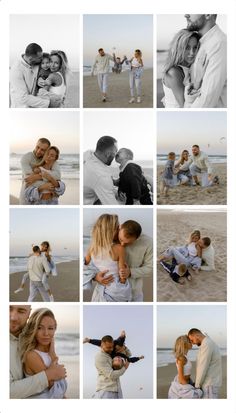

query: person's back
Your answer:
[27,255,48,281]
[118,162,152,205]
[95,350,125,392]
[201,244,215,271]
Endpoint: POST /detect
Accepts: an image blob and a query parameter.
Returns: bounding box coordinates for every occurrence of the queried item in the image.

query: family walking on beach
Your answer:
[10,305,67,399]
[92,48,144,103]
[10,43,70,108]
[161,14,226,108]
[168,328,222,399]
[84,136,153,205]
[83,330,144,398]
[83,214,153,302]
[160,144,219,197]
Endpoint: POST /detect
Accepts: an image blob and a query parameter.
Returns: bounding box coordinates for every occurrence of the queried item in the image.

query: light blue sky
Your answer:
[83,305,153,399]
[10,208,79,256]
[83,14,153,67]
[157,305,227,348]
[157,111,227,154]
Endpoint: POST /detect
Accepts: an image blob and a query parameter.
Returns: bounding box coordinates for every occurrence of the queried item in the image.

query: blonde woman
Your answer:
[84,214,132,302]
[168,335,203,398]
[126,49,144,103]
[162,30,200,107]
[175,150,192,185]
[20,308,67,398]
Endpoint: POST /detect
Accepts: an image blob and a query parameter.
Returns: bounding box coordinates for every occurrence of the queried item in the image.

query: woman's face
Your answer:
[45,149,57,163]
[35,316,56,347]
[183,151,189,160]
[184,37,198,66]
[50,55,61,72]
[192,234,200,242]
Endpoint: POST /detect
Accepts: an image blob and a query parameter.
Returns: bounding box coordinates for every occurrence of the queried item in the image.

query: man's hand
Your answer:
[25,173,42,185]
[94,270,114,286]
[45,361,66,383]
[49,94,62,108]
[38,182,55,192]
[119,263,131,279]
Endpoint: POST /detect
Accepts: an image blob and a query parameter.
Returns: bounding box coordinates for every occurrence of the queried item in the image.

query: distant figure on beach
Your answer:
[168,335,203,398]
[112,53,127,74]
[26,246,52,302]
[114,148,153,205]
[91,335,130,398]
[126,49,144,103]
[91,48,114,102]
[20,138,65,205]
[188,328,222,398]
[10,305,67,399]
[84,217,153,302]
[10,43,65,108]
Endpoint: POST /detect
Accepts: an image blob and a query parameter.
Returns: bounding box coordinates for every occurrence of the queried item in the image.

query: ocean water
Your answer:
[157,154,227,166]
[10,153,79,180]
[55,333,80,357]
[10,255,78,274]
[157,348,227,368]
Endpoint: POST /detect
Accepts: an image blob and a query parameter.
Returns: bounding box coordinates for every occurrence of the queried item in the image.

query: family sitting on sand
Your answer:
[84,135,153,205]
[161,14,226,108]
[83,214,153,302]
[14,241,57,302]
[83,330,144,398]
[158,230,215,284]
[10,305,67,399]
[168,328,222,399]
[10,43,70,108]
[160,144,219,197]
[19,138,65,205]
[91,47,144,103]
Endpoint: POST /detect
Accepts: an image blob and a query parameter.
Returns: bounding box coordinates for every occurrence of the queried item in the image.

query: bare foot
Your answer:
[139,355,144,359]
[83,337,90,344]
[120,330,126,337]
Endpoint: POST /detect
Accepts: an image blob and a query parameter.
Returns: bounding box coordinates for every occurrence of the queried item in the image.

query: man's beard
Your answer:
[187,15,205,31]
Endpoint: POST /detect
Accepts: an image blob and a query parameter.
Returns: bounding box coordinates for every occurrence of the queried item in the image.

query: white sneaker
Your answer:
[129,97,135,103]
[102,96,106,102]
[14,287,24,294]
[137,96,141,103]
[49,294,54,302]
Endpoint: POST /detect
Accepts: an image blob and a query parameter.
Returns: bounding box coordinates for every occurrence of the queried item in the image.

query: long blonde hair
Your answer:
[50,50,69,85]
[174,335,190,359]
[89,214,119,258]
[163,29,200,74]
[20,308,57,363]
[189,230,201,243]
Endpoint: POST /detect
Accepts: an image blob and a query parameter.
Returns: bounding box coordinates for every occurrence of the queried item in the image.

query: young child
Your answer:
[159,259,192,284]
[160,152,178,197]
[37,53,51,91]
[83,330,144,369]
[112,53,127,74]
[84,214,132,302]
[126,49,144,103]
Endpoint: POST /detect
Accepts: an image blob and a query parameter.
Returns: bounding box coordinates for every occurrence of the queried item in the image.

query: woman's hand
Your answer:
[38,182,55,192]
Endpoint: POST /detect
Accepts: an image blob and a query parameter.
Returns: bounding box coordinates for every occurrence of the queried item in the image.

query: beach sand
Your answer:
[10,178,79,205]
[157,356,227,398]
[157,210,227,302]
[83,275,153,302]
[157,163,227,205]
[61,356,80,399]
[64,70,80,108]
[83,68,153,108]
[10,260,80,302]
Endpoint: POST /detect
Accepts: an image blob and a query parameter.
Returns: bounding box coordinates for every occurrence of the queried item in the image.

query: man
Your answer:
[115,148,153,205]
[188,328,222,398]
[10,43,62,108]
[184,14,227,108]
[10,305,66,398]
[198,237,215,271]
[91,48,114,102]
[189,145,213,186]
[19,138,63,205]
[84,220,153,301]
[93,335,129,398]
[83,136,119,205]
[27,246,51,302]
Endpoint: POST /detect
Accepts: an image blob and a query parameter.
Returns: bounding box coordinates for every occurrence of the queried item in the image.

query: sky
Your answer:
[10,15,80,70]
[157,14,227,50]
[83,111,155,161]
[83,305,153,399]
[10,111,80,153]
[83,208,153,238]
[30,303,80,334]
[10,208,79,256]
[156,305,227,348]
[83,14,153,67]
[157,111,227,154]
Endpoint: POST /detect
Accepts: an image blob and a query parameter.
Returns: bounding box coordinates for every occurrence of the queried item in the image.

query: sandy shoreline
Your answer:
[157,356,227,398]
[83,68,153,108]
[157,210,227,302]
[10,260,80,302]
[157,163,227,205]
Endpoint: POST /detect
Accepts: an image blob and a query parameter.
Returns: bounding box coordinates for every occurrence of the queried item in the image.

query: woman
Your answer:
[162,29,200,108]
[24,146,66,205]
[20,308,67,398]
[168,335,202,399]
[126,49,144,104]
[175,149,192,185]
